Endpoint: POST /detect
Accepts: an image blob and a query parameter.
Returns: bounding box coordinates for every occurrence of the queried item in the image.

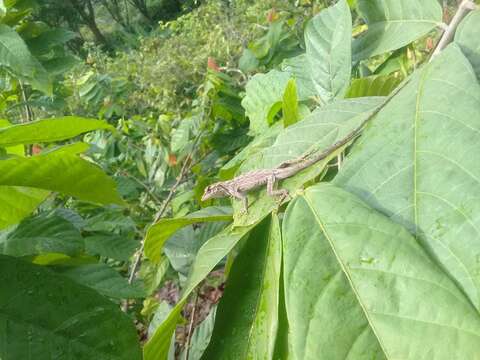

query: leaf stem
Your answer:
[430,0,477,61]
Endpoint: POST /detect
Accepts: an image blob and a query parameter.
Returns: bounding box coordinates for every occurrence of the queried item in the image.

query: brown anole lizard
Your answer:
[201,126,361,211]
[201,77,411,212]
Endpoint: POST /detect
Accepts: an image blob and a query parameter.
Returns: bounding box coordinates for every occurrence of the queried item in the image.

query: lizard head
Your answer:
[201,182,229,201]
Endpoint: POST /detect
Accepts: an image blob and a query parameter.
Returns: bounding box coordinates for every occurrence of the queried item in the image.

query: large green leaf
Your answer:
[0,24,51,93]
[0,143,123,205]
[144,206,232,263]
[202,215,281,359]
[353,0,442,61]
[233,97,385,227]
[0,254,142,360]
[0,185,48,229]
[284,184,480,359]
[1,213,83,257]
[54,264,146,299]
[335,44,480,309]
[304,0,352,103]
[455,10,480,80]
[0,116,114,147]
[144,223,257,360]
[242,70,291,134]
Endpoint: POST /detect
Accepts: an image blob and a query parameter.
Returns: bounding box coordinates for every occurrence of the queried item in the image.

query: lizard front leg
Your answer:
[230,189,248,213]
[266,175,289,203]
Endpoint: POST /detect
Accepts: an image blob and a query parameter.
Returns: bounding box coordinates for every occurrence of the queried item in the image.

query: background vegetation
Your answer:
[1,0,480,359]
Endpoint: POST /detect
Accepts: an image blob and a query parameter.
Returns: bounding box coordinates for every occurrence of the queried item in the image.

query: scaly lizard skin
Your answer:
[201,128,360,211]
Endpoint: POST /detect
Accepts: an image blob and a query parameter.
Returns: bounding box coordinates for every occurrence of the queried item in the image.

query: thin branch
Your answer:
[19,81,34,156]
[127,132,204,284]
[184,291,199,360]
[430,0,477,61]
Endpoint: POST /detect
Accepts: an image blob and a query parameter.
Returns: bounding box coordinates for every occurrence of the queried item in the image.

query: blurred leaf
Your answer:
[0,116,114,147]
[353,0,442,61]
[1,213,83,257]
[145,206,232,263]
[84,234,138,262]
[0,23,51,93]
[42,55,79,76]
[455,10,480,79]
[373,47,408,76]
[54,264,146,299]
[0,118,23,154]
[171,117,195,154]
[164,221,228,276]
[305,0,352,102]
[139,257,170,296]
[345,74,401,98]
[0,254,142,360]
[249,21,284,60]
[0,185,48,230]
[84,208,136,233]
[26,28,77,55]
[238,48,259,73]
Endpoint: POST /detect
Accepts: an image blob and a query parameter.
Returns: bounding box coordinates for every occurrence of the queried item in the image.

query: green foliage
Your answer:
[284,184,480,358]
[203,216,281,359]
[54,263,146,299]
[0,23,51,93]
[335,44,480,308]
[144,224,256,360]
[145,206,232,263]
[2,0,480,359]
[353,0,442,60]
[1,212,83,257]
[0,254,142,360]
[0,116,113,146]
[304,0,352,103]
[455,9,480,79]
[69,0,287,118]
[282,78,300,127]
[0,143,123,205]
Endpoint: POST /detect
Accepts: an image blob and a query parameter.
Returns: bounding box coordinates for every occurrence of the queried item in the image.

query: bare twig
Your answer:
[127,133,204,285]
[430,0,477,61]
[184,291,199,360]
[19,81,34,156]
